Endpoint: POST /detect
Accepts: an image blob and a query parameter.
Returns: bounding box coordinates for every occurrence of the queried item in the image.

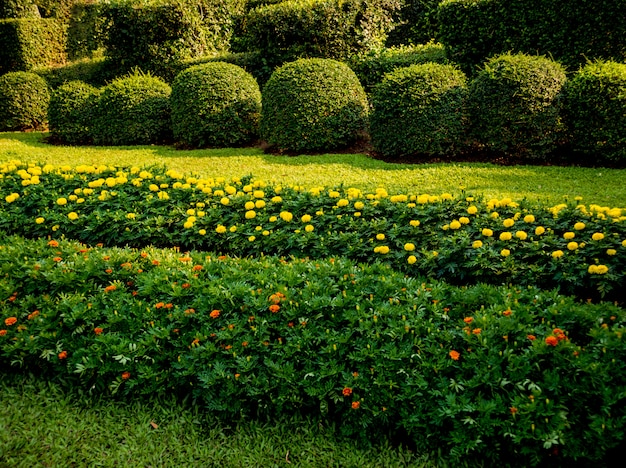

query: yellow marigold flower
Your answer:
[482,228,493,237]
[490,212,499,219]
[607,249,617,256]
[376,233,385,241]
[592,233,604,241]
[56,197,67,206]
[503,218,515,228]
[354,212,361,217]
[69,195,78,201]
[255,200,266,209]
[245,201,255,210]
[337,199,349,207]
[269,216,277,222]
[126,213,136,219]
[378,246,390,254]
[523,214,535,223]
[245,210,256,219]
[35,217,45,224]
[501,249,511,257]
[499,232,512,241]
[354,201,365,210]
[449,220,461,230]
[467,206,478,215]
[432,251,438,257]
[328,190,340,198]
[157,191,169,200]
[567,242,579,251]
[213,190,224,197]
[243,184,252,192]
[225,186,237,195]
[301,214,312,223]
[248,236,255,242]
[262,230,270,236]
[229,226,237,233]
[407,255,417,265]
[149,184,159,192]
[472,240,483,248]
[186,209,195,216]
[216,225,227,234]
[563,232,575,240]
[574,222,585,230]
[255,226,262,231]
[535,226,545,235]
[442,224,449,231]
[67,212,79,221]
[305,224,314,232]
[404,243,415,252]
[199,229,206,235]
[515,231,528,240]
[410,220,420,227]
[253,190,264,199]
[459,217,470,225]
[183,221,194,229]
[588,265,598,274]
[271,196,282,203]
[280,211,293,222]
[552,250,564,259]
[417,194,429,204]
[597,265,609,274]
[441,193,453,201]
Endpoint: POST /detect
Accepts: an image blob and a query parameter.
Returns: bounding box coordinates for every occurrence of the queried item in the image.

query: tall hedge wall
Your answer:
[438,0,626,72]
[0,18,67,74]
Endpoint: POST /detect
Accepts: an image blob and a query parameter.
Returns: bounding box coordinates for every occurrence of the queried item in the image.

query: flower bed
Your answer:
[1,234,625,465]
[1,161,624,301]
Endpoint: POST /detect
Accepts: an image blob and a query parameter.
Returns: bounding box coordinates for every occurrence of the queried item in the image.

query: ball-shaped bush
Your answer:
[370,63,467,158]
[48,81,101,145]
[91,73,172,146]
[0,71,50,131]
[562,61,626,165]
[171,62,261,148]
[260,58,369,152]
[467,53,567,160]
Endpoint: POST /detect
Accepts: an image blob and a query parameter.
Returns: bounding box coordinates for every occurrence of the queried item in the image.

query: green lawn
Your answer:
[2,132,625,208]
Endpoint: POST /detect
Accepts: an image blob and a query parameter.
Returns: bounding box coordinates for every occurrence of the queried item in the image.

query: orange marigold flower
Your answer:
[121,371,131,380]
[53,257,63,262]
[4,317,17,326]
[94,327,103,335]
[269,304,281,313]
[192,265,203,271]
[141,252,148,258]
[242,341,248,347]
[463,317,474,323]
[342,387,353,397]
[449,350,460,360]
[165,303,173,309]
[178,257,192,262]
[510,407,518,415]
[102,255,110,261]
[58,350,68,359]
[104,285,116,292]
[182,283,191,289]
[210,309,220,319]
[48,240,59,247]
[235,373,240,379]
[351,401,360,410]
[545,336,559,346]
[0,330,7,336]
[105,268,112,274]
[472,328,482,335]
[527,335,536,341]
[152,260,160,266]
[27,310,39,320]
[353,372,359,378]
[184,308,195,315]
[288,321,294,327]
[502,309,512,316]
[155,302,165,309]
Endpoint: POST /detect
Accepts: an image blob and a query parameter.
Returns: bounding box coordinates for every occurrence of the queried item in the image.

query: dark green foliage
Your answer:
[386,0,441,46]
[260,58,368,152]
[171,62,261,148]
[35,56,118,88]
[66,1,103,60]
[370,63,467,158]
[0,0,40,18]
[0,71,50,130]
[347,41,448,94]
[0,18,67,74]
[47,80,100,144]
[236,0,400,63]
[91,73,172,146]
[466,53,567,160]
[438,0,626,74]
[562,61,626,166]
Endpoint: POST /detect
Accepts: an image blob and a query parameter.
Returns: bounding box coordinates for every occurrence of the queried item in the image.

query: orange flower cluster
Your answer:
[351,401,360,410]
[27,310,39,320]
[545,328,567,346]
[0,330,7,336]
[4,317,17,326]
[269,304,280,313]
[104,285,117,292]
[449,350,460,360]
[269,292,286,304]
[94,327,103,335]
[181,283,191,289]
[502,309,512,316]
[210,309,220,319]
[48,240,59,247]
[342,387,353,397]
[192,265,203,271]
[121,371,131,380]
[58,351,68,359]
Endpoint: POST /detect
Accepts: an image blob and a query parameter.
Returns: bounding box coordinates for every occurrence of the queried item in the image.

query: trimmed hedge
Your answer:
[466,53,567,160]
[171,62,261,148]
[385,0,441,46]
[562,61,626,166]
[236,0,399,63]
[35,56,117,89]
[0,18,67,74]
[347,41,448,94]
[91,73,172,146]
[66,1,103,60]
[438,0,626,73]
[0,0,41,18]
[1,234,626,465]
[370,63,467,158]
[260,58,369,152]
[0,71,50,131]
[47,80,100,145]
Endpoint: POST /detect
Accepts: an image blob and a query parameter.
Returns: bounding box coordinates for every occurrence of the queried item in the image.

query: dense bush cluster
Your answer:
[370,63,467,158]
[0,71,49,130]
[47,80,100,144]
[171,62,261,148]
[260,58,369,152]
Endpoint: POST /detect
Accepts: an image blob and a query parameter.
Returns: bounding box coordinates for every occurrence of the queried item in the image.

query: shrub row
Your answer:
[0,162,624,301]
[1,233,625,465]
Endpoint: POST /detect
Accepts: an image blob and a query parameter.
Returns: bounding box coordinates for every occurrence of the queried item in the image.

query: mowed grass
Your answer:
[0,372,429,468]
[2,132,625,207]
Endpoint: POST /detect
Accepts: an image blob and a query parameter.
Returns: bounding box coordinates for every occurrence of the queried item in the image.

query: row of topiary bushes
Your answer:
[1,233,625,466]
[1,162,624,302]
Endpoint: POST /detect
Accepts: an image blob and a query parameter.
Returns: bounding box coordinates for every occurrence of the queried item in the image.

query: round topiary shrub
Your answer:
[562,61,626,165]
[370,63,467,158]
[91,73,172,146]
[0,71,50,131]
[171,62,261,148]
[467,53,567,160]
[260,58,369,152]
[48,81,101,145]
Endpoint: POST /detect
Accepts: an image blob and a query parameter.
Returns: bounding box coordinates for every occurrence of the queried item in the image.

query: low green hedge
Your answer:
[47,80,100,145]
[0,163,624,301]
[370,62,467,158]
[0,71,50,131]
[0,234,625,465]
